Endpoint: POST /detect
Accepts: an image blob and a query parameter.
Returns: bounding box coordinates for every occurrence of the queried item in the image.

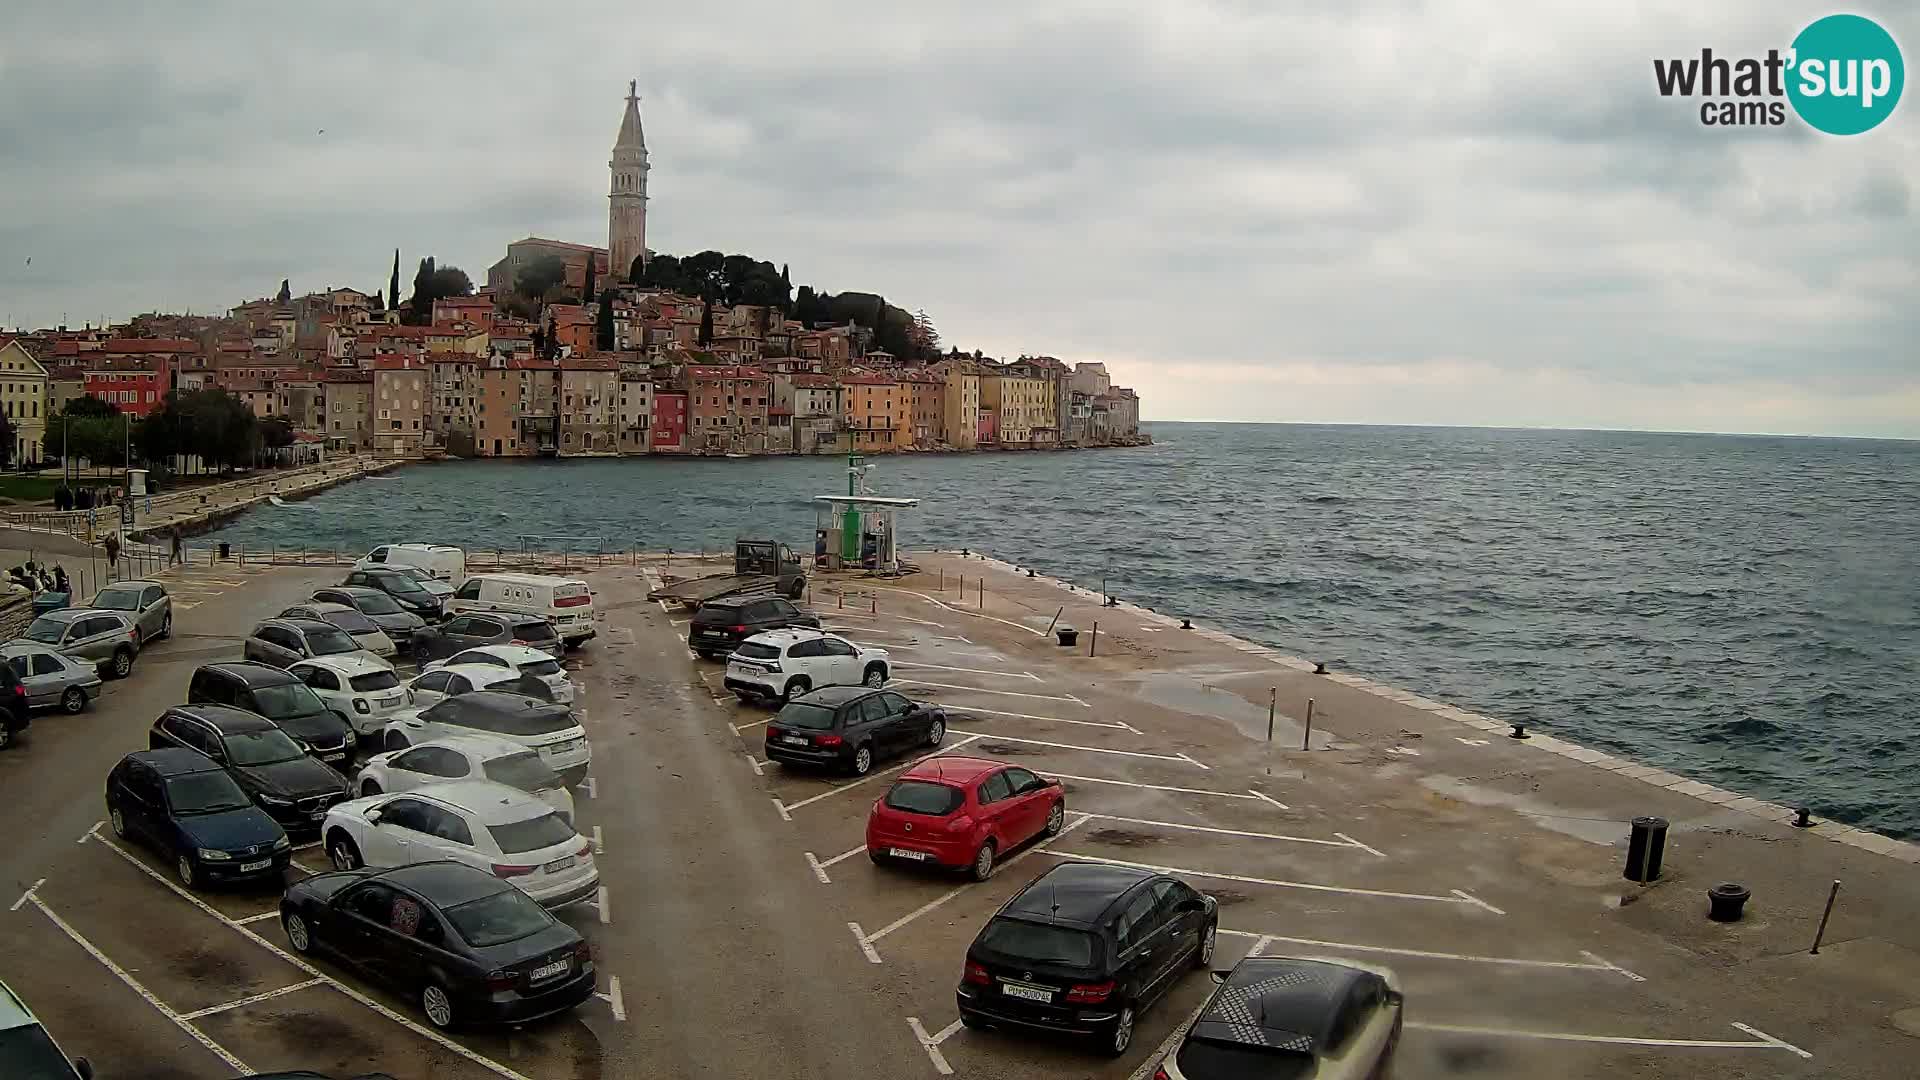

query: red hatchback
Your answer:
[866,756,1067,881]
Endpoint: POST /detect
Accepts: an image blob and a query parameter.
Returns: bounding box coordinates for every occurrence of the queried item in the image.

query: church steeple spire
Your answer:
[609,80,651,282]
[617,79,646,150]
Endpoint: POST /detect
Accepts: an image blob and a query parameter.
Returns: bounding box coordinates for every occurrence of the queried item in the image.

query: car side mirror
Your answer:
[74,1057,93,1080]
[1177,897,1207,914]
[1210,969,1232,984]
[1385,989,1404,1006]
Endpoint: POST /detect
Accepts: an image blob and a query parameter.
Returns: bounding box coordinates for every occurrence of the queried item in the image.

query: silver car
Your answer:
[278,602,398,659]
[17,609,141,678]
[0,642,103,713]
[243,617,377,669]
[90,580,172,643]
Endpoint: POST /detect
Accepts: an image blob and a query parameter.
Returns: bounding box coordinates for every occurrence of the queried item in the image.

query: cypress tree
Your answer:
[698,294,714,346]
[389,249,401,313]
[583,258,597,309]
[596,290,616,351]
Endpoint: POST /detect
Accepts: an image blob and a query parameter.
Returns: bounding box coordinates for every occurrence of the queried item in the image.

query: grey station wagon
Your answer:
[18,608,141,678]
[90,579,173,643]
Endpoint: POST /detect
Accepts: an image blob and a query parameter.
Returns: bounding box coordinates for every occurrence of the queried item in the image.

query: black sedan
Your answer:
[106,748,292,890]
[311,585,432,644]
[281,861,596,1029]
[148,705,351,834]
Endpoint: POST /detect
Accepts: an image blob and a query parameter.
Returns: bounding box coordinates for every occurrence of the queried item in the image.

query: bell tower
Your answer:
[609,80,650,283]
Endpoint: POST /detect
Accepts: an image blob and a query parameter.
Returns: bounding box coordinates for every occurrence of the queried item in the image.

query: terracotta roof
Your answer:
[323,370,372,384]
[560,357,617,371]
[789,375,838,388]
[102,338,195,353]
[840,374,900,386]
[371,357,424,371]
[687,365,769,380]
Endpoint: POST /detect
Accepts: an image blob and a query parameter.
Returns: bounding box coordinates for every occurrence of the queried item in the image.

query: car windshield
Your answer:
[885,780,964,815]
[488,812,578,854]
[349,669,402,693]
[164,771,254,814]
[444,888,554,948]
[21,618,67,645]
[0,1020,81,1080]
[221,727,307,766]
[381,575,426,595]
[978,918,1097,967]
[735,641,781,661]
[775,702,837,730]
[399,567,435,581]
[351,592,403,615]
[305,627,360,655]
[250,683,328,719]
[483,751,564,792]
[514,622,557,644]
[93,587,143,611]
[323,609,378,634]
[519,658,563,678]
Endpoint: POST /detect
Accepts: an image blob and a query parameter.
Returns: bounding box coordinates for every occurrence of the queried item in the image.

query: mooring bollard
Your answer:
[1181,618,1193,629]
[978,578,984,608]
[1509,722,1530,739]
[1313,661,1328,675]
[1707,882,1752,922]
[1625,816,1669,882]
[1794,807,1813,828]
[1056,626,1078,647]
[870,596,876,614]
[1809,879,1840,953]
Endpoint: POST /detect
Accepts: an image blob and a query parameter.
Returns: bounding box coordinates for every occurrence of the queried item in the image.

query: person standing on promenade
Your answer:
[103,533,121,578]
[169,527,184,566]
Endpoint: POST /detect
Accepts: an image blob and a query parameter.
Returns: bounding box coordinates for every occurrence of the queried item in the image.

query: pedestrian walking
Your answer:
[103,533,121,577]
[169,527,184,566]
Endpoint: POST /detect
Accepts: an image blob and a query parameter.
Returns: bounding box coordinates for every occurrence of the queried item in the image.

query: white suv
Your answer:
[722,628,890,704]
[289,655,408,737]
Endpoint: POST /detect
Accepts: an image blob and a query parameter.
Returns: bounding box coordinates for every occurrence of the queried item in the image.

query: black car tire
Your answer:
[695,650,717,661]
[0,725,11,751]
[1043,801,1065,837]
[1102,1004,1136,1058]
[969,839,996,882]
[285,912,313,954]
[109,807,126,837]
[868,848,887,865]
[327,832,364,871]
[61,687,86,714]
[422,983,457,1030]
[782,676,811,702]
[160,613,173,639]
[850,743,874,776]
[926,717,946,747]
[1195,921,1216,969]
[176,854,198,890]
[863,664,887,688]
[414,641,435,664]
[360,779,382,797]
[111,647,134,679]
[787,579,805,600]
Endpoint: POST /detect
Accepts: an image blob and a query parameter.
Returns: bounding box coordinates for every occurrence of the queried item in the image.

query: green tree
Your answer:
[424,265,472,302]
[582,259,597,311]
[259,417,295,450]
[698,294,713,346]
[596,289,616,351]
[64,395,120,419]
[629,253,648,285]
[276,279,291,304]
[515,256,568,303]
[389,249,401,312]
[0,409,14,468]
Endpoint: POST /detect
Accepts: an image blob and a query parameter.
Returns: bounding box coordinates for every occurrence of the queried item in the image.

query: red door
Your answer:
[1000,766,1052,842]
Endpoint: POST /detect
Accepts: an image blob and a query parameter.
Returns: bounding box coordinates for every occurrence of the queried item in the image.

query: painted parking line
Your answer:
[774,734,987,817]
[728,715,774,736]
[940,704,1137,732]
[177,978,328,1020]
[955,728,1208,768]
[873,587,1047,638]
[805,844,867,883]
[594,976,627,1022]
[1078,813,1374,853]
[1217,929,1642,980]
[234,910,282,926]
[893,661,1040,681]
[896,679,1088,707]
[1044,851,1507,914]
[1045,772,1287,808]
[1407,1020,1811,1058]
[907,1016,961,1075]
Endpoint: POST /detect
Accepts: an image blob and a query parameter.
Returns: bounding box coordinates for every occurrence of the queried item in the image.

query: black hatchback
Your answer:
[188,662,357,765]
[106,748,292,890]
[147,705,351,835]
[281,861,596,1030]
[341,568,445,621]
[957,861,1218,1057]
[688,596,819,659]
[417,612,562,664]
[764,686,945,776]
[311,585,432,643]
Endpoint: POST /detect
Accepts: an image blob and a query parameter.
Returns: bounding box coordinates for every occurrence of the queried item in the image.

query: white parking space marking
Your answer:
[178,978,327,1020]
[893,661,1040,680]
[595,976,627,1022]
[939,704,1136,731]
[1047,771,1285,806]
[728,715,774,735]
[772,797,793,821]
[1046,851,1507,912]
[875,587,1047,637]
[1078,813,1365,852]
[29,894,253,1073]
[744,752,765,776]
[235,911,281,925]
[806,852,832,884]
[595,885,611,924]
[774,735,987,816]
[1333,832,1389,858]
[581,776,597,799]
[1408,1021,1812,1058]
[848,922,883,963]
[896,679,1088,706]
[591,825,604,855]
[10,878,44,911]
[1218,930,1642,979]
[807,844,867,883]
[956,728,1208,767]
[1246,788,1289,810]
[907,1016,959,1075]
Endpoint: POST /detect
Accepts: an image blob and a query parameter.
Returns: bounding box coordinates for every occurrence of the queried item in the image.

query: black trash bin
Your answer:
[1624,816,1669,882]
[217,541,231,561]
[1056,627,1079,647]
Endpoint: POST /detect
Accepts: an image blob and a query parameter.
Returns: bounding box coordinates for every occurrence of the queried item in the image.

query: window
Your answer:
[30,652,64,676]
[1002,767,1042,795]
[820,637,856,657]
[1114,890,1160,952]
[297,666,341,692]
[977,770,1013,804]
[342,881,401,924]
[417,803,475,846]
[488,811,575,854]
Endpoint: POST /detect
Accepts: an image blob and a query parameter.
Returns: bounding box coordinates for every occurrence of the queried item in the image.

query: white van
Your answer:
[449,573,596,647]
[353,544,467,586]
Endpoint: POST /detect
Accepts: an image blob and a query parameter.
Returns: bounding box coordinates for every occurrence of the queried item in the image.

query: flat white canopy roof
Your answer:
[814,495,920,508]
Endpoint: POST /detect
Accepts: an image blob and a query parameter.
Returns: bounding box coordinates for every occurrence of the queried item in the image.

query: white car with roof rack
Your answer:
[405,663,553,710]
[352,734,576,822]
[318,781,598,908]
[380,690,591,785]
[422,644,575,705]
[288,655,408,737]
[722,627,890,704]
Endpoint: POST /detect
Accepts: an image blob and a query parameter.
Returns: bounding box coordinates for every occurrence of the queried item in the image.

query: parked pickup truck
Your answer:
[648,540,808,609]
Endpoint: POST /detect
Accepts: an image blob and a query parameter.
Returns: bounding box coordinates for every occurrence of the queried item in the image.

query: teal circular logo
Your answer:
[1787,14,1904,135]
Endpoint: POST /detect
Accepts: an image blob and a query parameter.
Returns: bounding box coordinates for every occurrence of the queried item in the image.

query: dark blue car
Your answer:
[105,748,292,890]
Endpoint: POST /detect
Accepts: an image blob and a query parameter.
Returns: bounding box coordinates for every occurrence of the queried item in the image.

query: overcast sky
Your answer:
[2,2,1915,437]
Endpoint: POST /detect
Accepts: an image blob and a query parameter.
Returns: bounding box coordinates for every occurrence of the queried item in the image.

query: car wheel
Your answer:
[327,833,363,871]
[109,808,126,837]
[111,648,133,679]
[176,854,198,890]
[850,744,874,776]
[0,726,10,751]
[1043,801,1065,837]
[969,839,996,882]
[386,731,409,752]
[285,912,313,953]
[863,664,887,688]
[360,779,382,797]
[788,580,805,600]
[413,641,434,664]
[1103,1005,1135,1057]
[926,717,946,747]
[422,983,456,1030]
[1196,922,1216,968]
[60,687,87,714]
[782,676,811,702]
[160,613,173,640]
[868,848,887,865]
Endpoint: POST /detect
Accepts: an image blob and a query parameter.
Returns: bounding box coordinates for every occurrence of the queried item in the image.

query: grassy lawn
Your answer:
[0,474,65,504]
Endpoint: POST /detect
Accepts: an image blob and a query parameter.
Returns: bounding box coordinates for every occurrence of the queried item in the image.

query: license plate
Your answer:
[1001,982,1053,1003]
[378,696,401,707]
[309,809,328,821]
[888,848,931,861]
[543,855,576,873]
[240,859,272,873]
[782,735,809,746]
[530,959,570,981]
[321,752,345,763]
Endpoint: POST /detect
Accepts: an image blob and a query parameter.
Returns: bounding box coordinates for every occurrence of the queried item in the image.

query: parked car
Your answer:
[417,613,562,664]
[89,579,172,642]
[1153,956,1403,1080]
[380,691,590,785]
[245,617,384,670]
[188,662,357,766]
[310,586,431,647]
[341,567,446,621]
[404,664,553,711]
[724,628,890,703]
[320,782,598,908]
[280,602,397,659]
[0,642,100,715]
[290,655,411,737]
[449,573,596,648]
[764,686,944,776]
[281,860,596,1029]
[867,757,1065,881]
[353,543,467,586]
[424,645,573,704]
[146,706,352,835]
[688,596,819,659]
[0,660,26,750]
[353,735,576,822]
[394,566,456,601]
[957,862,1219,1057]
[18,608,140,678]
[106,747,293,889]
[1,977,96,1079]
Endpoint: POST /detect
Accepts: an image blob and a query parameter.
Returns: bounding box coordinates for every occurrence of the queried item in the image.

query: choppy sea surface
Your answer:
[210,423,1920,838]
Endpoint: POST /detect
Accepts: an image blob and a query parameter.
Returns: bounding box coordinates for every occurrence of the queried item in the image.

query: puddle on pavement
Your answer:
[980,743,1039,756]
[1122,672,1336,749]
[1085,828,1165,848]
[1419,775,1623,845]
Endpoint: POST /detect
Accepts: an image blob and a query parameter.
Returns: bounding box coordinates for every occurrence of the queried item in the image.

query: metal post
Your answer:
[1267,688,1277,743]
[978,577,984,608]
[1302,698,1315,750]
[1810,880,1841,954]
[1045,606,1064,636]
[1089,621,1098,656]
[870,596,876,614]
